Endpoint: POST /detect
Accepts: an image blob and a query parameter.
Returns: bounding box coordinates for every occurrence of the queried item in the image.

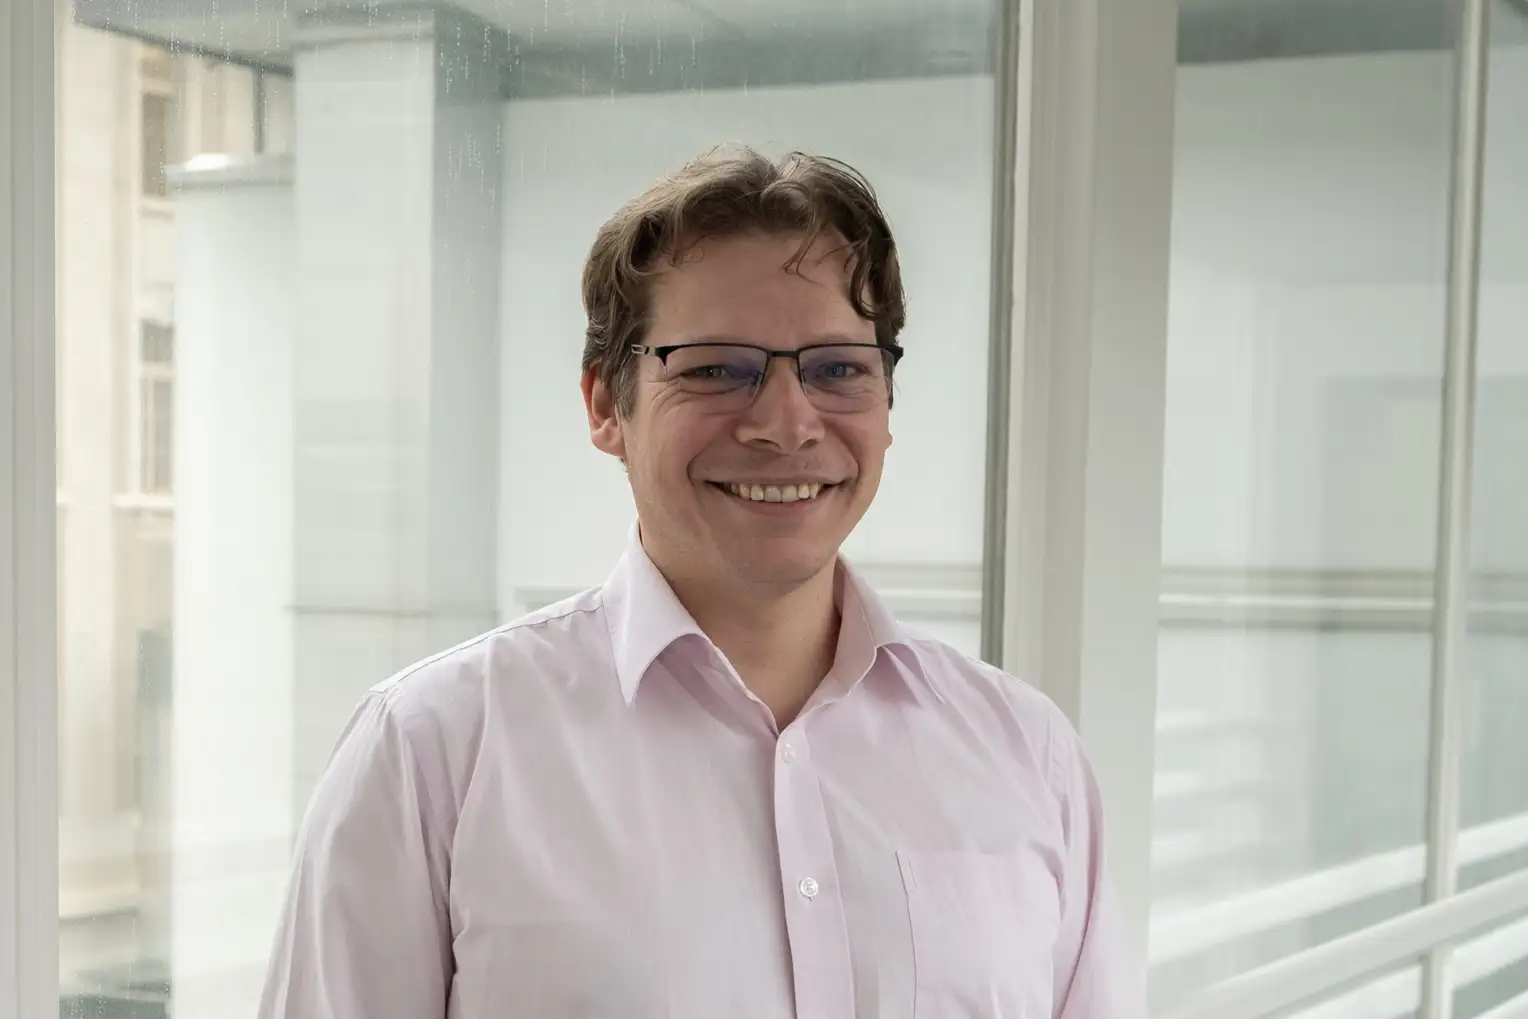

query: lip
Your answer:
[705,478,840,488]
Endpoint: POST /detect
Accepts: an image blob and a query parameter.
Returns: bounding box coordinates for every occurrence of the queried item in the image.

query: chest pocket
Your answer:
[897,849,1061,1019]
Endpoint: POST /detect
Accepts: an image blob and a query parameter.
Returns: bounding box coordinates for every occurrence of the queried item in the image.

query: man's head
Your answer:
[581,147,906,598]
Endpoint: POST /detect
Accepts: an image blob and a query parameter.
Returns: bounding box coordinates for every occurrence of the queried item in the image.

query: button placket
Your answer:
[771,726,853,1016]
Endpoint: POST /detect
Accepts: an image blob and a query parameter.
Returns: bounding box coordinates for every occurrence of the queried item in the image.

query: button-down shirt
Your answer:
[259,531,1146,1019]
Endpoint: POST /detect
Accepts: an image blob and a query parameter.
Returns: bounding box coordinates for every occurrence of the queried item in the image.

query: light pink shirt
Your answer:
[260,532,1146,1018]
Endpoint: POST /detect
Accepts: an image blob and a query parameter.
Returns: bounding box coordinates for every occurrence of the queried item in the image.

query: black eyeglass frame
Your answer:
[630,341,905,384]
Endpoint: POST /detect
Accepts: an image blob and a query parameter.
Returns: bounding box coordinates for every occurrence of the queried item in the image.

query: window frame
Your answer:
[6,0,1524,1015]
[1,0,59,1015]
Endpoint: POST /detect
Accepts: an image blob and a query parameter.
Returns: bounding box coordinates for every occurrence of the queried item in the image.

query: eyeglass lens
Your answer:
[661,344,892,410]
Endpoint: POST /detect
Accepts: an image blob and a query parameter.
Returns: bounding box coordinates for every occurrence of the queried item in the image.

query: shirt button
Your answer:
[780,742,798,763]
[798,877,819,899]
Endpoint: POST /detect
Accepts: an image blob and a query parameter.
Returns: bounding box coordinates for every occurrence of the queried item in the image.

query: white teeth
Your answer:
[725,482,827,503]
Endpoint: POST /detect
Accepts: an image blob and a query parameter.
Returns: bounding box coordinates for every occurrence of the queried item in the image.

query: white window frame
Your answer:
[1,0,58,1016]
[993,0,1528,1017]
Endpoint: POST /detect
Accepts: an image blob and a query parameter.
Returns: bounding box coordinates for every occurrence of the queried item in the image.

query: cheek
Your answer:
[638,408,720,480]
[847,419,892,470]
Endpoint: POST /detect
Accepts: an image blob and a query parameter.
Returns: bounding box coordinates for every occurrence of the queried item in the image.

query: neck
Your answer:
[659,557,841,729]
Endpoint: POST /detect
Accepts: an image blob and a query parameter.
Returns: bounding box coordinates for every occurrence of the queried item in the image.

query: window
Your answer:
[1153,0,1528,1015]
[137,322,173,494]
[140,92,170,198]
[48,1,1010,1014]
[11,0,1516,1016]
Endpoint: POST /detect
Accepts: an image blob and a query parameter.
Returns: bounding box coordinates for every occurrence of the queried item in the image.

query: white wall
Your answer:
[497,77,997,613]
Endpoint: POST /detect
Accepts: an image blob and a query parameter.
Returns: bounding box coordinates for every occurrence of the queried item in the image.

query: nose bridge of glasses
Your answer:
[742,352,821,416]
[755,349,810,392]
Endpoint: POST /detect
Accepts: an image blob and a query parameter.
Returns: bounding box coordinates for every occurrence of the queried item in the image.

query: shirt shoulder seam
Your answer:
[372,596,604,701]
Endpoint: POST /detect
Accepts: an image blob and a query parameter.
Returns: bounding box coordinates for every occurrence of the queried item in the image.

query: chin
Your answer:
[727,543,837,588]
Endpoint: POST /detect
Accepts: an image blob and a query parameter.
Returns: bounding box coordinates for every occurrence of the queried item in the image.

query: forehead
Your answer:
[646,231,872,344]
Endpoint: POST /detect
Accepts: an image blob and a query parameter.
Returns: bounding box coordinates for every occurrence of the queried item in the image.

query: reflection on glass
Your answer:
[1270,961,1422,1019]
[1150,0,1458,1007]
[1458,0,1528,898]
[1451,910,1528,1019]
[55,1,1001,1015]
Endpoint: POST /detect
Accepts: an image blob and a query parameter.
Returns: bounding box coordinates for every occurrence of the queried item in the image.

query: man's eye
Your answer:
[682,364,756,382]
[815,362,869,380]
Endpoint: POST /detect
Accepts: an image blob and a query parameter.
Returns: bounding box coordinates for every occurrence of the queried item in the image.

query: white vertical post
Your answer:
[0,0,59,1015]
[998,0,1178,952]
[1420,0,1493,1016]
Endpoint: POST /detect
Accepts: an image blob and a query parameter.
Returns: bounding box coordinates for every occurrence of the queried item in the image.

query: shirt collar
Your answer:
[600,524,947,707]
[600,525,709,707]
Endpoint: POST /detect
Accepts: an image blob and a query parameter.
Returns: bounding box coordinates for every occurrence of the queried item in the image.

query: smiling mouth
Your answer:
[708,481,836,504]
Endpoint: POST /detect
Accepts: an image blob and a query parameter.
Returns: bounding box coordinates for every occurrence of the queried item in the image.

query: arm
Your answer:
[259,691,453,1018]
[1048,714,1150,1019]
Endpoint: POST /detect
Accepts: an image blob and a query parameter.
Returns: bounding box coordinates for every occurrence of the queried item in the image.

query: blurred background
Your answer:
[44,0,1525,1015]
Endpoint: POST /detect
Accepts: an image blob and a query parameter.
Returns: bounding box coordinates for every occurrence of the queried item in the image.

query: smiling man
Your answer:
[259,148,1147,1019]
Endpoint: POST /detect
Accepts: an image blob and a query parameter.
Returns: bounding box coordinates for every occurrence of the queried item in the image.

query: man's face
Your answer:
[584,230,893,595]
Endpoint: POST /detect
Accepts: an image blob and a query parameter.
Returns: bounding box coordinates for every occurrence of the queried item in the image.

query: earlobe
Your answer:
[582,369,627,460]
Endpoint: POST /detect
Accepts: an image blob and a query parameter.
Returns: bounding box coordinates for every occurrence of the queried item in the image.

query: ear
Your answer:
[582,367,627,461]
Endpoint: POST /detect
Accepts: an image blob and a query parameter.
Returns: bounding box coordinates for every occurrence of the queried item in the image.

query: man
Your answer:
[259,147,1146,1018]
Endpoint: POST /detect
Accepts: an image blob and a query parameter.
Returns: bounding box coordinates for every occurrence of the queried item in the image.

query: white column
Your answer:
[170,156,297,1019]
[289,7,504,822]
[999,0,1178,952]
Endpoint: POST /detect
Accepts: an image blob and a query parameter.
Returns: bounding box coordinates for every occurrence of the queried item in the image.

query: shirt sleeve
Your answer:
[1047,712,1150,1019]
[258,691,454,1019]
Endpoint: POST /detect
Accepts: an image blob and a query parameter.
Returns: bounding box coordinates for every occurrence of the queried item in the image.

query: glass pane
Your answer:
[56,4,1001,1018]
[1151,0,1457,1007]
[1458,0,1528,897]
[1272,961,1423,1019]
[1452,910,1528,1019]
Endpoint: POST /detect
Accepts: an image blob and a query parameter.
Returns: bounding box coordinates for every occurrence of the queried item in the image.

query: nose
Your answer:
[734,357,825,453]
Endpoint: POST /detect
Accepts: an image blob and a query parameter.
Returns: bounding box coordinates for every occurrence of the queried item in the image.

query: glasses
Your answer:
[631,341,903,413]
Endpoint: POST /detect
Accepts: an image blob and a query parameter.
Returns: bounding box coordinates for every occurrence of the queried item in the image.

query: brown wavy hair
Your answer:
[580,146,906,417]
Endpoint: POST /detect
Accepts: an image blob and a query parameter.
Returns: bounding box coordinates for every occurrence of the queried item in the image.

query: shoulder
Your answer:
[371,587,606,708]
[898,633,1083,790]
[356,585,611,762]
